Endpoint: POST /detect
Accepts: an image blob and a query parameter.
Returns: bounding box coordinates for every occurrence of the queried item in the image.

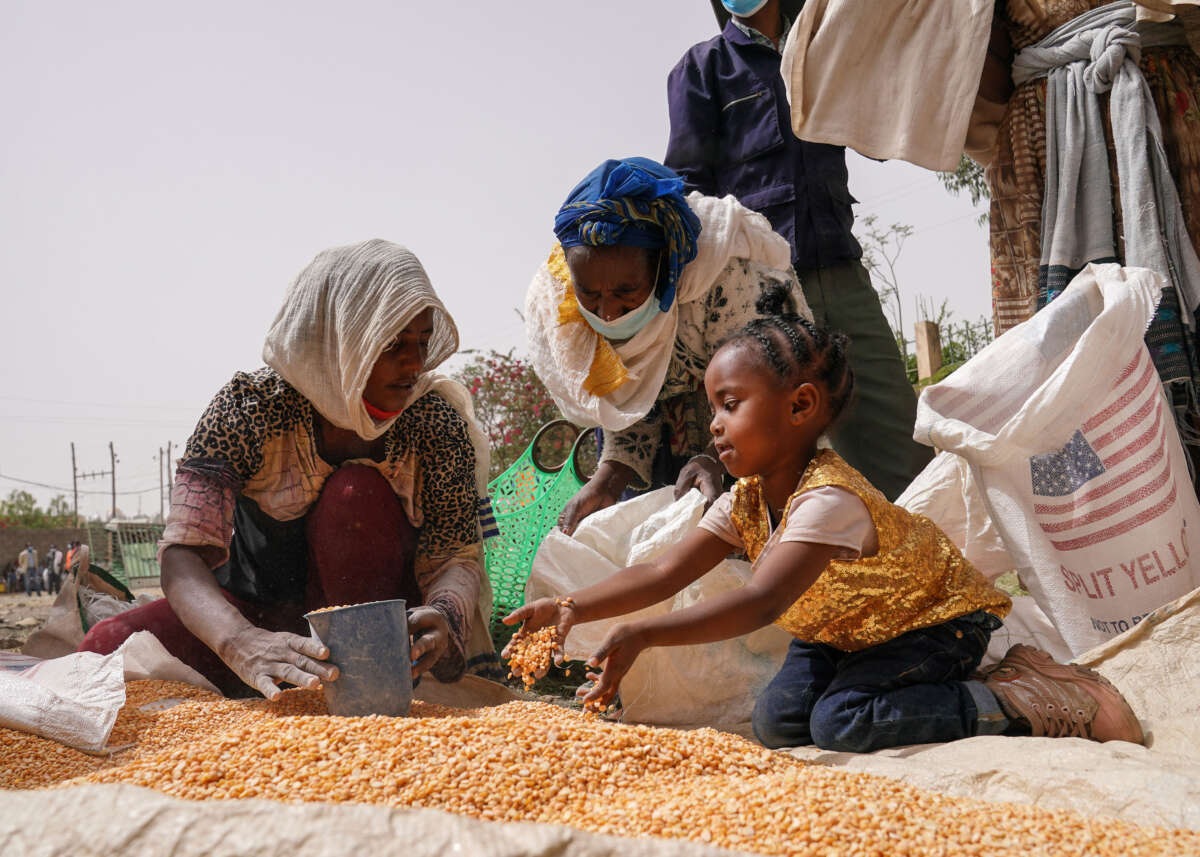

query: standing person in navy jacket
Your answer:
[665,0,932,501]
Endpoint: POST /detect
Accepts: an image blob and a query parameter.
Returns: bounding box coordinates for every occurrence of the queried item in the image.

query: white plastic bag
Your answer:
[0,648,127,752]
[118,630,220,693]
[79,587,158,626]
[896,452,1016,582]
[910,264,1200,656]
[0,631,219,752]
[526,487,791,727]
[22,575,153,660]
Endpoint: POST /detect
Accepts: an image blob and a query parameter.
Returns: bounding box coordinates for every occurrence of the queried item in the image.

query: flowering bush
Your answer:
[455,350,566,480]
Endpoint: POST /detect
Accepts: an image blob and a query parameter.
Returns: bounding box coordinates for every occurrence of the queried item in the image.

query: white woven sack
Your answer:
[913,263,1200,656]
[526,487,790,727]
[897,455,1075,663]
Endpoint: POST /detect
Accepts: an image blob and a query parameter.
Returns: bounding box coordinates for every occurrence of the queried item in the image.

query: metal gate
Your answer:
[86,522,164,589]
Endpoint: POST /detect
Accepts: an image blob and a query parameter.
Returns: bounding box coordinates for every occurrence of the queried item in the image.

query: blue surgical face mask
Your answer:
[577,291,661,341]
[721,0,769,17]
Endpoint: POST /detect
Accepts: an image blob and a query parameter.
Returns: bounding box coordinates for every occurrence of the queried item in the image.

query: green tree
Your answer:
[1,489,37,520]
[937,154,990,226]
[858,219,995,384]
[0,489,74,528]
[857,215,915,365]
[47,495,74,521]
[938,316,995,371]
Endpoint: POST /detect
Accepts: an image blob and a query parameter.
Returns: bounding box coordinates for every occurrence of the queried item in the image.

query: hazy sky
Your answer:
[1,1,988,520]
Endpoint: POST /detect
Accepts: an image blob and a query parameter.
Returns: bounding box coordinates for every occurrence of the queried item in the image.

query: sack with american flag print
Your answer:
[912,264,1200,656]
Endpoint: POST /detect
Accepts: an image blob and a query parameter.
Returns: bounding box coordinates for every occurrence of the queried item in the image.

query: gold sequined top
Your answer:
[730,450,1011,651]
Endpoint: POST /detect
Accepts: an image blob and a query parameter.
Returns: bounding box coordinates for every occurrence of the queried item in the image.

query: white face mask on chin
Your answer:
[576,291,661,341]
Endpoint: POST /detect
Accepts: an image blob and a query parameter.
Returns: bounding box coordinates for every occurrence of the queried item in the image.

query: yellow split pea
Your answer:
[0,681,1194,857]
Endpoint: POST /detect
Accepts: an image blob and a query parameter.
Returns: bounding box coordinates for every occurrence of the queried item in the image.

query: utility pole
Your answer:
[166,440,173,494]
[158,447,165,521]
[70,442,79,525]
[79,444,115,521]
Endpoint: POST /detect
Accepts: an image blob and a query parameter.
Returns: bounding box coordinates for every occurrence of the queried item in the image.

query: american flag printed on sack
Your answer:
[910,267,1200,654]
[1029,349,1175,551]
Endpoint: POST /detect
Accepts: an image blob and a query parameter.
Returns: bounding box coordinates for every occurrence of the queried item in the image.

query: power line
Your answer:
[0,414,196,428]
[857,209,986,252]
[854,178,938,212]
[909,209,986,235]
[0,394,201,412]
[0,472,160,496]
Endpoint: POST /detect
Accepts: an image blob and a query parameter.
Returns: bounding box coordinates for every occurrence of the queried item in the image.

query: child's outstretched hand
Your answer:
[579,622,647,711]
[501,596,577,672]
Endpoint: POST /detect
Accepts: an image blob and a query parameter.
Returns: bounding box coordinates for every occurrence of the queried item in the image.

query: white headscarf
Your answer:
[525,193,794,431]
[263,239,490,494]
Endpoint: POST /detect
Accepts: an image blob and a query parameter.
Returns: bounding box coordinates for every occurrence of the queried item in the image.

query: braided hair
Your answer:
[726,283,855,421]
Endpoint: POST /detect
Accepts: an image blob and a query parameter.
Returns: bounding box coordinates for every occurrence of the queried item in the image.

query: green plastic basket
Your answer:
[484,420,592,626]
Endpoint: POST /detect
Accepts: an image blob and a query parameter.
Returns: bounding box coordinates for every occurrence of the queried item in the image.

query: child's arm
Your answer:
[581,540,841,708]
[501,527,734,663]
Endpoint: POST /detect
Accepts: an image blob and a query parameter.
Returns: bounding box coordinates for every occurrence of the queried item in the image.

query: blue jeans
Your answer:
[752,611,1009,752]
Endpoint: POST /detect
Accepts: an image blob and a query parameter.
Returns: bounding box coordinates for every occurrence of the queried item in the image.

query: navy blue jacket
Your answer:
[665,21,862,269]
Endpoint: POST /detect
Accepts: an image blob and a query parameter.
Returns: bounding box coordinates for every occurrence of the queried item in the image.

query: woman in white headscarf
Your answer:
[79,240,498,698]
[527,157,809,533]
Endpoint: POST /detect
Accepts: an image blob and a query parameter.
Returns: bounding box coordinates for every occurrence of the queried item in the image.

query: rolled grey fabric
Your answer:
[1012,0,1200,324]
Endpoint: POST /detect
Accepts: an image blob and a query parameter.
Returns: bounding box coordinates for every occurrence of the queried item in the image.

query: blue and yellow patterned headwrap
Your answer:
[553,157,702,311]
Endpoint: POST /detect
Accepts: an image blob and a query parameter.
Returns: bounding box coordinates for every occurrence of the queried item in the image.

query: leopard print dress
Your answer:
[161,367,493,681]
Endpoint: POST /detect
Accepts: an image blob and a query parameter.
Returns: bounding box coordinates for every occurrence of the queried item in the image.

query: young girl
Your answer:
[505,287,1144,751]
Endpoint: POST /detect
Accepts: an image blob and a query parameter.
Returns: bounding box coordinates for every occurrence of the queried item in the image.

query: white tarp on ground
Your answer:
[786,585,1200,830]
[0,785,752,857]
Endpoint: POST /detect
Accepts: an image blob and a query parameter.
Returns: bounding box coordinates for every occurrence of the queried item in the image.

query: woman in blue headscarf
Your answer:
[526,157,810,533]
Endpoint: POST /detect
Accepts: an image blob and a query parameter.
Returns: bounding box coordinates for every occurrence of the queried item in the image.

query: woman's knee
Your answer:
[78,613,140,655]
[78,596,185,657]
[310,464,413,540]
[315,464,396,514]
[308,463,419,607]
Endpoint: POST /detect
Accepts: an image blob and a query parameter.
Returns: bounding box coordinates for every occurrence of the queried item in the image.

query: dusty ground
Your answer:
[0,593,59,650]
[0,587,163,651]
